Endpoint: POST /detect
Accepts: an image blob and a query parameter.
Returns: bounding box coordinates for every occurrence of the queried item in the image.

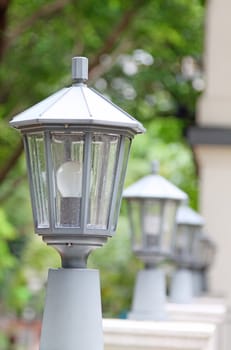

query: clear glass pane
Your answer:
[87,133,120,230]
[112,137,131,230]
[161,200,178,252]
[27,133,49,228]
[175,225,192,257]
[51,132,84,227]
[142,200,162,249]
[192,230,205,263]
[128,200,142,250]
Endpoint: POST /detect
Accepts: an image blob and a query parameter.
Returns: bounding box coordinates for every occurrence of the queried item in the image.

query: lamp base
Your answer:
[39,268,103,350]
[128,268,167,321]
[192,270,204,297]
[170,268,193,303]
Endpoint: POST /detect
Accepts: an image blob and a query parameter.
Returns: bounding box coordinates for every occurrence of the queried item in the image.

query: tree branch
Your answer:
[0,173,27,204]
[89,0,145,74]
[5,0,72,53]
[0,140,24,185]
[0,0,11,61]
[89,39,132,83]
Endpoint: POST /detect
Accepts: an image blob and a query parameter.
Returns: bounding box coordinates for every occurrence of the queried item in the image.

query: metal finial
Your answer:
[151,160,159,174]
[72,57,88,82]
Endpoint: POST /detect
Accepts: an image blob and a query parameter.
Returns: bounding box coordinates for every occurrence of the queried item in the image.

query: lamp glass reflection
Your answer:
[27,133,49,228]
[175,225,195,259]
[57,161,82,198]
[143,200,161,248]
[52,132,84,227]
[161,200,178,252]
[87,134,119,230]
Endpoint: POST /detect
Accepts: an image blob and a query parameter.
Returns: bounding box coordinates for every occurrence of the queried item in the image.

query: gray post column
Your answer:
[40,269,103,350]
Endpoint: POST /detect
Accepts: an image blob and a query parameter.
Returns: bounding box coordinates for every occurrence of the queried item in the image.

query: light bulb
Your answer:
[56,161,82,197]
[144,215,160,235]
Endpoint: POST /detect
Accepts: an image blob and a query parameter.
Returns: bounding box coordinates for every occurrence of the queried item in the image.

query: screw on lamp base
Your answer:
[44,235,108,268]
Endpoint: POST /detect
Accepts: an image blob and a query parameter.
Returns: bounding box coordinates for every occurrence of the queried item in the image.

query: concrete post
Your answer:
[170,268,194,303]
[128,268,167,321]
[39,269,103,350]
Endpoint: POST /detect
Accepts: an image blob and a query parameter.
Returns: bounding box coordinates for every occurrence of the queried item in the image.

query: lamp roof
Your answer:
[176,204,204,226]
[123,161,187,201]
[10,57,145,135]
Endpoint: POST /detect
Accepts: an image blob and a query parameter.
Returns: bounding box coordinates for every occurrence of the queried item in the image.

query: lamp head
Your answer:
[10,57,145,267]
[173,204,204,268]
[123,161,187,264]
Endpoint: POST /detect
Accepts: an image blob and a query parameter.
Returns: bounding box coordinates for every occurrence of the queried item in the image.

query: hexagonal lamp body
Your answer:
[123,162,187,266]
[10,56,144,268]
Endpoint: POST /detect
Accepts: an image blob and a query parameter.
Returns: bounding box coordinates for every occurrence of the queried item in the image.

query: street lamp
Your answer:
[10,57,144,350]
[192,233,216,296]
[123,161,187,320]
[170,204,204,303]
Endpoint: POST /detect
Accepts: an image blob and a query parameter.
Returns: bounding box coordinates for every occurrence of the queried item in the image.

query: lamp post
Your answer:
[10,57,144,350]
[192,233,216,296]
[123,161,187,320]
[170,204,204,303]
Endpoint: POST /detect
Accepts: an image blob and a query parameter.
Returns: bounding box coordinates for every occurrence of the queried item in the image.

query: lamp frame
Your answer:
[123,163,187,264]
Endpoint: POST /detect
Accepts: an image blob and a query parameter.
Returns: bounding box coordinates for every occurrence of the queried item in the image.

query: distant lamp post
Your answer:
[192,233,216,296]
[170,204,204,303]
[123,161,187,320]
[10,57,144,350]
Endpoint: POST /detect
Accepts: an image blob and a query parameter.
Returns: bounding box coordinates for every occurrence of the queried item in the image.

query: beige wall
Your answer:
[195,147,231,300]
[198,0,231,127]
[195,0,231,303]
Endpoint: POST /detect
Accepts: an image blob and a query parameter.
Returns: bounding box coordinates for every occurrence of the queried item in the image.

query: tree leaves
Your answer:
[0,0,204,317]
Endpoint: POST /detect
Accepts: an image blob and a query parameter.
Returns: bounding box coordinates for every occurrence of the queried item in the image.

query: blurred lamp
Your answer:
[192,233,216,295]
[10,57,144,350]
[123,161,187,320]
[170,204,204,303]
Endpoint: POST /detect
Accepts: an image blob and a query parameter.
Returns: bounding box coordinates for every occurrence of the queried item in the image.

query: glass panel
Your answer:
[142,200,162,249]
[87,133,120,230]
[175,225,192,257]
[112,137,131,230]
[176,225,198,259]
[51,132,84,227]
[161,200,178,252]
[192,230,206,264]
[27,133,49,228]
[128,200,142,250]
[188,227,197,255]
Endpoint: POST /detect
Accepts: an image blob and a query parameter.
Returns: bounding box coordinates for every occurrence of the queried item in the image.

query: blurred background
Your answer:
[0,0,205,348]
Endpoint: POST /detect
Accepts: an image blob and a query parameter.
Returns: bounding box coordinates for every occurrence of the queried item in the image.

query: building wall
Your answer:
[194,0,231,303]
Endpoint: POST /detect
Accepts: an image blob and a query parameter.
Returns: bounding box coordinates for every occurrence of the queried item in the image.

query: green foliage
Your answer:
[89,217,143,317]
[0,208,16,273]
[0,0,204,319]
[0,332,9,350]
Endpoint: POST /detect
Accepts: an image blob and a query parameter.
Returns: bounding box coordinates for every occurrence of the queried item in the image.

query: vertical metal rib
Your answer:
[45,131,55,232]
[81,132,92,232]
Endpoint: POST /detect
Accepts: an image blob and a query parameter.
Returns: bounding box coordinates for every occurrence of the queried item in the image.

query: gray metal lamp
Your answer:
[10,57,144,350]
[170,204,204,303]
[191,233,216,296]
[123,161,187,320]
